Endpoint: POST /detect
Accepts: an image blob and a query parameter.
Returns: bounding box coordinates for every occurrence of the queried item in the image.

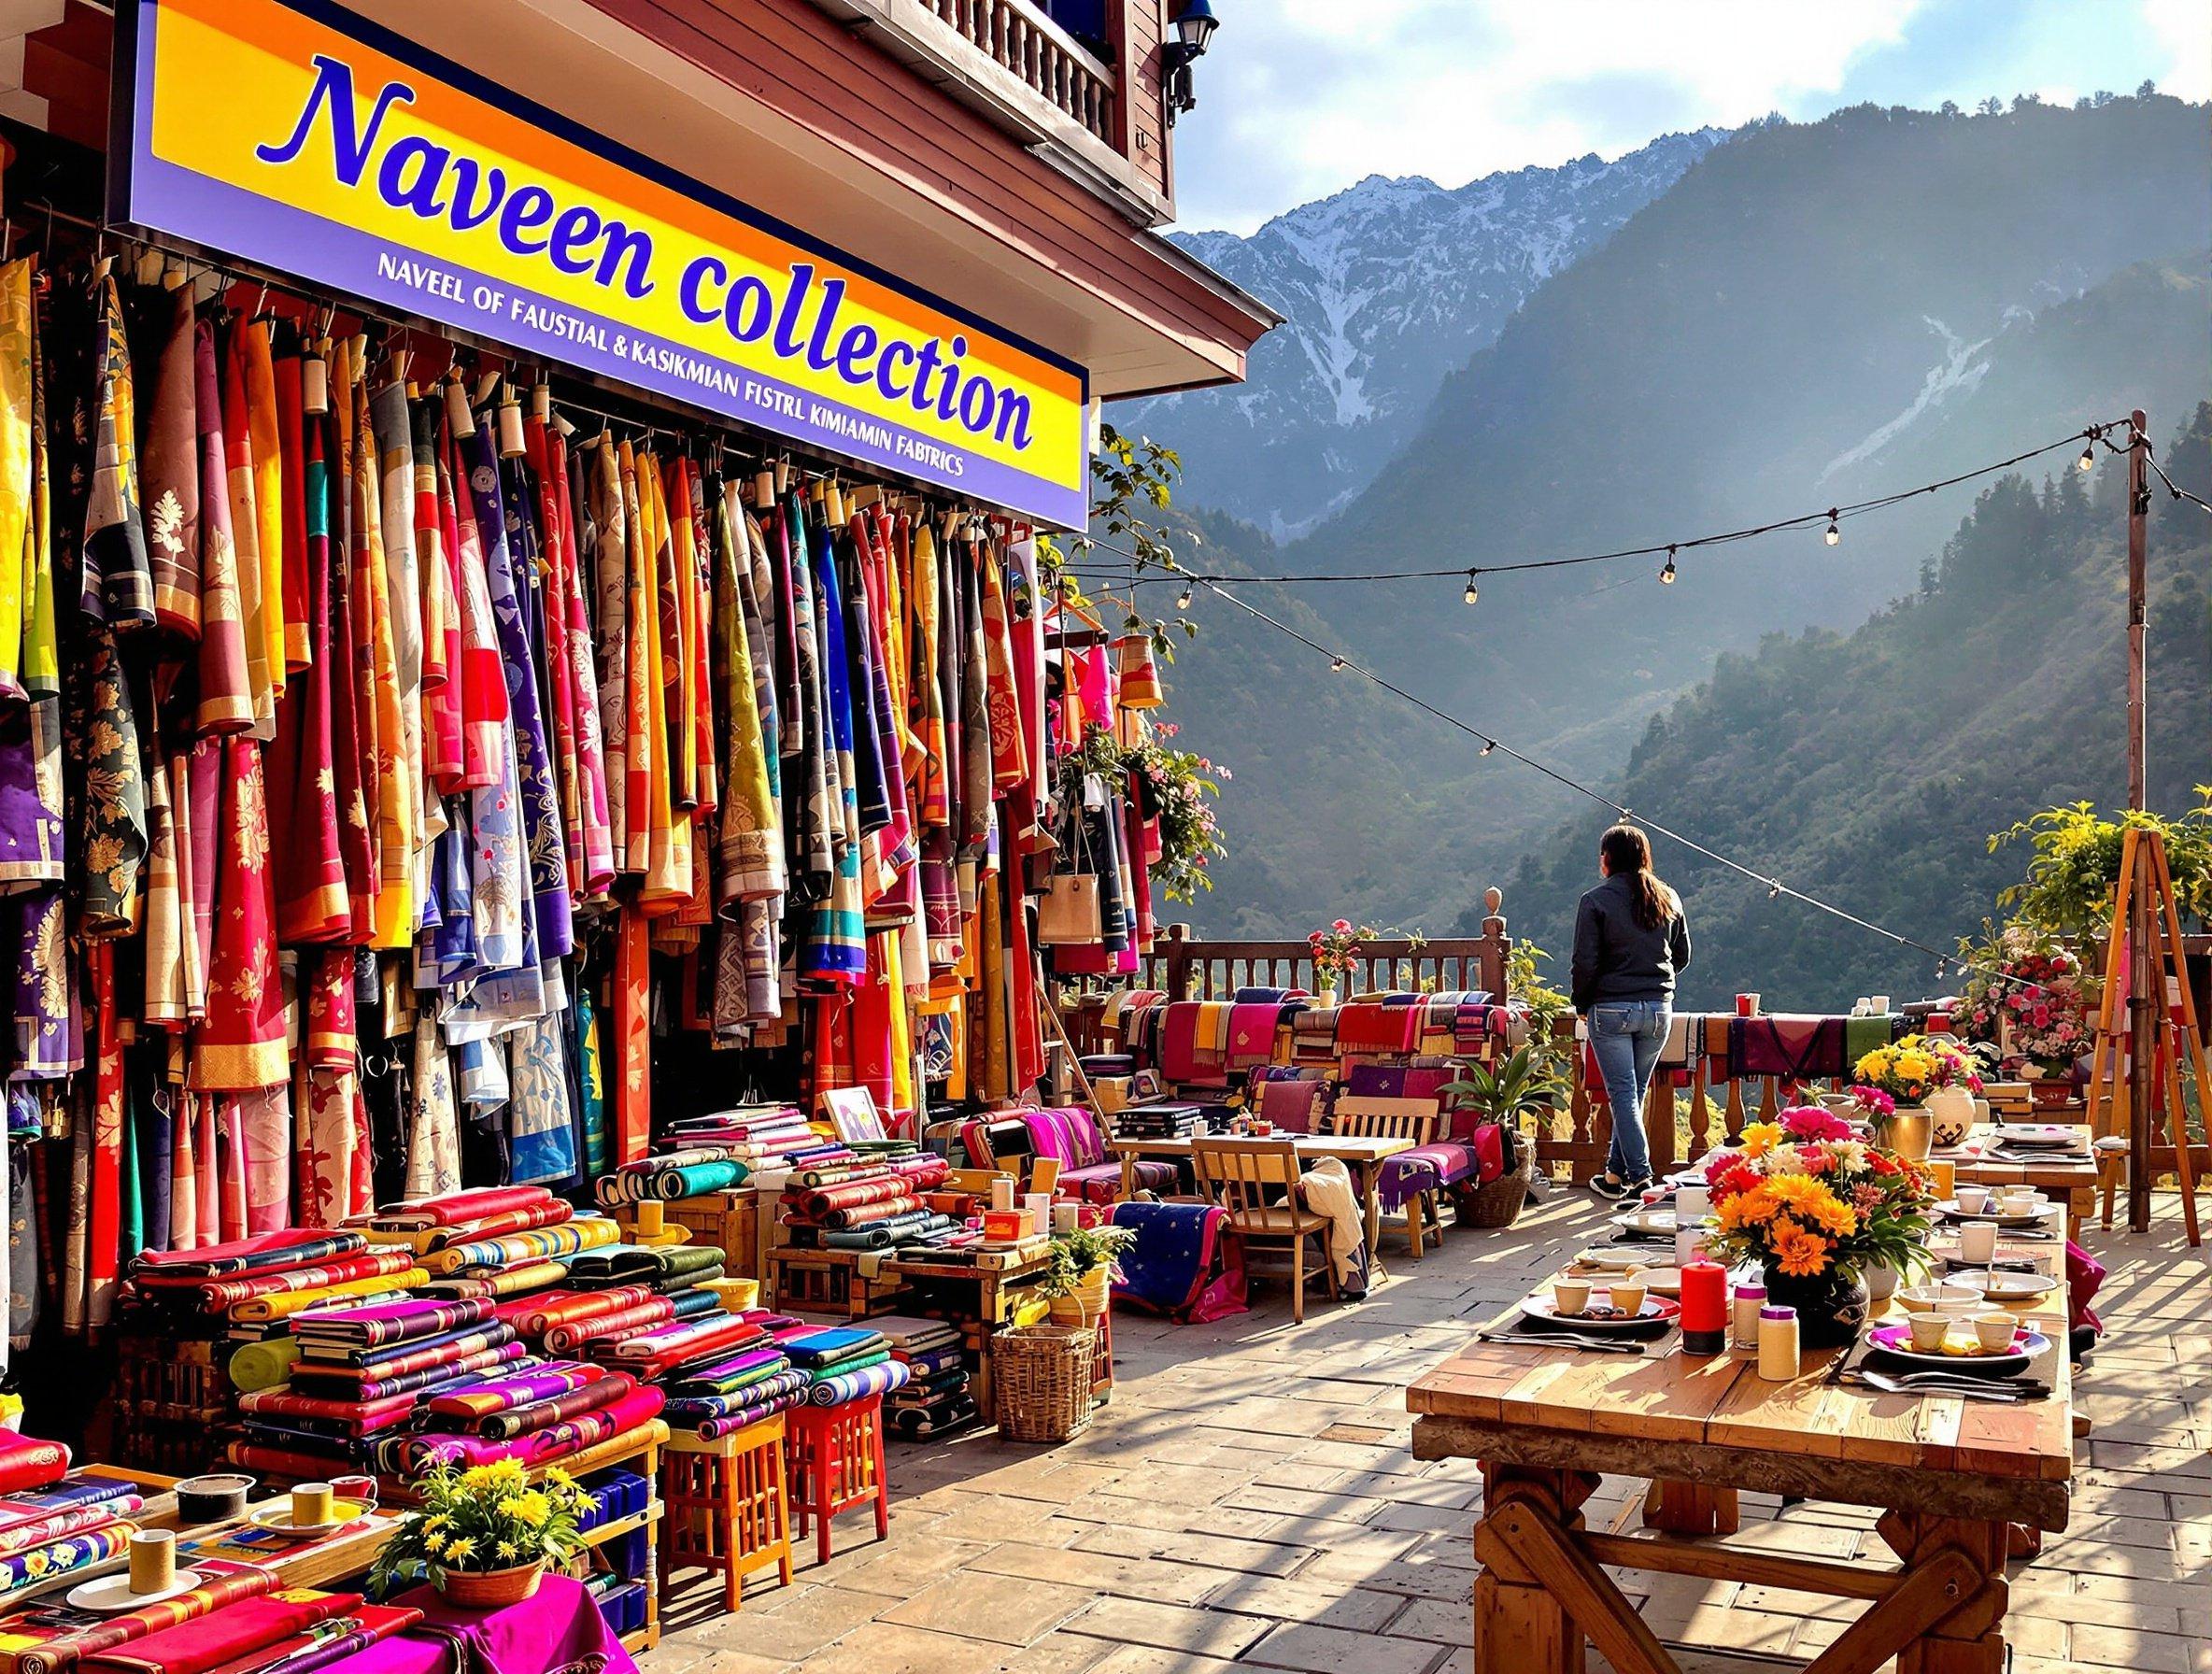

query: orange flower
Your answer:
[1769,1221,1833,1278]
[1740,1122,1783,1158]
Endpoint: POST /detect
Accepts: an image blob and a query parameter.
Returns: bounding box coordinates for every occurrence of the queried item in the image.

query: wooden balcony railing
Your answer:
[924,0,1117,146]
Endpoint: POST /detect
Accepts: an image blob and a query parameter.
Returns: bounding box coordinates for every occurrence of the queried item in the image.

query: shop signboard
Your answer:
[113,0,1091,526]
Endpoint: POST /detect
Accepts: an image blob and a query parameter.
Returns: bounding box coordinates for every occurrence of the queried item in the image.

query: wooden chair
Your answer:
[1332,1105,1442,1259]
[1190,1138,1339,1323]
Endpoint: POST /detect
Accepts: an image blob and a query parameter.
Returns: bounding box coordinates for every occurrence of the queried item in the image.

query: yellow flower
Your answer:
[423,1516,449,1538]
[422,1533,446,1555]
[1739,1122,1783,1158]
[485,1458,529,1486]
[515,1491,552,1528]
[460,1466,493,1489]
[542,1467,576,1492]
[443,1537,476,1565]
[496,1541,518,1562]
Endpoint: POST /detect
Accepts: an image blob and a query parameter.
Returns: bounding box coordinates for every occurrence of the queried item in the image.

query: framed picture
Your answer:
[822,1087,888,1142]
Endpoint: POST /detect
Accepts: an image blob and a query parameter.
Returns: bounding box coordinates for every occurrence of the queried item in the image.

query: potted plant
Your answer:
[1699,1110,1936,1347]
[1850,1034,1982,1156]
[368,1459,593,1608]
[1439,1044,1558,1227]
[1041,1224,1137,1327]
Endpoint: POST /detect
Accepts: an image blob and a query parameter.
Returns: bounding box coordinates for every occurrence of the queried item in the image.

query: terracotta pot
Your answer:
[437,1561,545,1609]
[1048,1269,1110,1327]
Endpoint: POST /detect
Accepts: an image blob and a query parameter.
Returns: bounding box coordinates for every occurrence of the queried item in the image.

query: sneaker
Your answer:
[1587,1174,1632,1200]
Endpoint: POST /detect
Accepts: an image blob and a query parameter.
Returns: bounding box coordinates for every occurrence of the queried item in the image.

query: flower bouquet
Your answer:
[1700,1109,1936,1345]
[368,1458,593,1606]
[1850,1033,1983,1152]
[1305,920,1423,997]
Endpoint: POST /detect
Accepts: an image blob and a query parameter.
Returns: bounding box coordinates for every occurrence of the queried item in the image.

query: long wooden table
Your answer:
[1106,1133,1413,1255]
[1410,1269,2071,1674]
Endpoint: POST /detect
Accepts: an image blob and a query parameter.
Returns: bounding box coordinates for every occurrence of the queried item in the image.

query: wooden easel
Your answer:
[2084,828,2205,1245]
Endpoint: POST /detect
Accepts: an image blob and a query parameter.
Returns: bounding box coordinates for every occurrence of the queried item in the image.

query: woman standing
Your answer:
[1571,824,1692,1199]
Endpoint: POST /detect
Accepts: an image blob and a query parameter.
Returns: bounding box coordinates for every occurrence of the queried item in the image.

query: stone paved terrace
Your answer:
[645,1188,2209,1674]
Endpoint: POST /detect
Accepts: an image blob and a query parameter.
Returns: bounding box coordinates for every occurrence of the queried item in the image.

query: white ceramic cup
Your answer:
[1552,1275,1592,1315]
[1871,996,1893,1014]
[1674,1225,1706,1269]
[1972,1312,2019,1353]
[1955,1185,1991,1213]
[1907,1311,1953,1352]
[2001,1188,2039,1216]
[1676,1185,1711,1222]
[1959,1221,1999,1264]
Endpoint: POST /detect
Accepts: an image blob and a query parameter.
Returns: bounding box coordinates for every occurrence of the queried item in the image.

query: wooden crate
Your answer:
[766,1249,909,1318]
[617,1192,760,1280]
[113,1332,234,1477]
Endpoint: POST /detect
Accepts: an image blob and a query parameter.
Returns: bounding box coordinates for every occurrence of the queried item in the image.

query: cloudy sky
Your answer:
[1171,0,2212,234]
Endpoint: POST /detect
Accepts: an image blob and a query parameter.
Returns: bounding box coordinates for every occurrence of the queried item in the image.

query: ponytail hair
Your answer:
[1600,823,1677,932]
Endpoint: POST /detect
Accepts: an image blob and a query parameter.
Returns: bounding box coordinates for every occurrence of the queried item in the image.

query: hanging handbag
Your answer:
[1037,776,1104,945]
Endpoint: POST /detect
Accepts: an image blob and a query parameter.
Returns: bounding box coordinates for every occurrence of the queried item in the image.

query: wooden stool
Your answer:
[659,1414,793,1610]
[784,1395,890,1565]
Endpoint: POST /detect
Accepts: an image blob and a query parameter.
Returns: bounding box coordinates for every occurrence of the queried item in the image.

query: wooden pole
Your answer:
[2125,410,2155,1231]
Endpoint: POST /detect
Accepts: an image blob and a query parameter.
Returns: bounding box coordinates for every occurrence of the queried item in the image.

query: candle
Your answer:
[634,1199,665,1239]
[990,1176,1015,1213]
[1679,1259,1728,1355]
[1928,1158,1956,1199]
[1756,1305,1801,1381]
[1732,1281,1767,1351]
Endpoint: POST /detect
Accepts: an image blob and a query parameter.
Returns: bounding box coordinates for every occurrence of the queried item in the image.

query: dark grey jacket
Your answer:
[1570,872,1692,1014]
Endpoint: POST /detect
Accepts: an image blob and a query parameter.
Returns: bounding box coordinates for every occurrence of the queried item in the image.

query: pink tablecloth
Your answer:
[318,1574,636,1674]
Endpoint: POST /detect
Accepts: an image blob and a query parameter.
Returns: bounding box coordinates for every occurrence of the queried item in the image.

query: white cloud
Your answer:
[2143,0,2212,98]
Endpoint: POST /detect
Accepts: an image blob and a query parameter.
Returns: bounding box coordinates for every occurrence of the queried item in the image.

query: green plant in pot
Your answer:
[1442,1043,1564,1158]
[1039,1223,1137,1326]
[368,1458,593,1607]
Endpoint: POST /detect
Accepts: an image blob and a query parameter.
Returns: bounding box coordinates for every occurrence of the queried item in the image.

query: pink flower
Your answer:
[1781,1105,1853,1142]
[1332,919,1352,933]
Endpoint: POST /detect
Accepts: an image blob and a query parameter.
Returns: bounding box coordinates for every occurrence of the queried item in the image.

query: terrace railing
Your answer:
[925,0,1118,146]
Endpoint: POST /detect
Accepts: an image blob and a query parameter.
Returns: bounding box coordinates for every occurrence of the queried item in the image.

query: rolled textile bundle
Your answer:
[651,1263,724,1296]
[661,1288,726,1323]
[630,1146,743,1174]
[689,1392,811,1440]
[665,1346,791,1397]
[372,1384,666,1474]
[663,1368,806,1424]
[230,1271,424,1324]
[302,1322,520,1380]
[890,1395,977,1439]
[886,1155,952,1189]
[0,1523,135,1593]
[559,1245,660,1290]
[654,1246,725,1283]
[133,1249,417,1309]
[647,1161,744,1199]
[418,1258,574,1302]
[237,1387,419,1428]
[131,1230,367,1279]
[416,1199,574,1251]
[593,1312,754,1368]
[0,1498,145,1559]
[797,1175,916,1219]
[473,1373,635,1440]
[805,1359,912,1407]
[127,1600,424,1674]
[503,1286,656,1338]
[227,1338,301,1395]
[819,1211,943,1251]
[423,1362,609,1420]
[7,1565,279,1674]
[293,1297,496,1351]
[898,1345,968,1381]
[0,1431,71,1496]
[0,1476,148,1528]
[366,1185,557,1232]
[287,1340,528,1404]
[418,1216,617,1277]
[815,1195,920,1231]
[542,1299,674,1354]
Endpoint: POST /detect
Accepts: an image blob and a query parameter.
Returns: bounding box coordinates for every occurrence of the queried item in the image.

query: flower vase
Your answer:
[1878,1106,1933,1162]
[1863,1260,1899,1304]
[1924,1086,1976,1148]
[1761,1264,1870,1350]
[437,1561,545,1609]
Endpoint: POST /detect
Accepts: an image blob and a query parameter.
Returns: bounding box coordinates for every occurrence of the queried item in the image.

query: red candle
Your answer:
[1679,1258,1728,1355]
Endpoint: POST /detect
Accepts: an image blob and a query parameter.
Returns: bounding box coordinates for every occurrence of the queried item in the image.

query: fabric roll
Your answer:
[0,1497,143,1559]
[419,1259,572,1301]
[541,1298,674,1354]
[422,1361,607,1420]
[302,1322,518,1380]
[0,1429,70,1495]
[0,1521,134,1593]
[593,1312,750,1367]
[287,1339,526,1404]
[371,1383,664,1474]
[366,1185,556,1232]
[225,1338,300,1395]
[231,1274,418,1324]
[663,1368,807,1426]
[781,1328,886,1371]
[665,1345,790,1397]
[472,1373,632,1440]
[503,1285,655,1339]
[805,1358,910,1407]
[132,1247,414,1309]
[291,1296,495,1349]
[417,1216,615,1276]
[7,1557,278,1674]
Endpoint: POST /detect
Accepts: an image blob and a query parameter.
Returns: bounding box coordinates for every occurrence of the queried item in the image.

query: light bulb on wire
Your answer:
[1176,582,1194,611]
[1462,572,1479,606]
[1767,881,1782,899]
[1823,510,1841,546]
[2077,440,2096,473]
[1330,656,1347,674]
[1659,546,1678,585]
[1480,738,1496,757]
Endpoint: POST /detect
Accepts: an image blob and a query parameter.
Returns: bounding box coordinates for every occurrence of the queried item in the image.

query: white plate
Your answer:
[1610,1209,1678,1237]
[66,1570,206,1612]
[1987,1125,2082,1146]
[1894,1284,1978,1313]
[1571,1246,1648,1271]
[247,1500,372,1539]
[1935,1199,2046,1228]
[1865,1324,2048,1377]
[1521,1297,1680,1333]
[1625,1265,1681,1298]
[1965,1270,2062,1304]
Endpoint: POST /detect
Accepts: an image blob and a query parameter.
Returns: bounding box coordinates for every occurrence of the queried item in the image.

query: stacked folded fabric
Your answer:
[78,1592,422,1674]
[872,1316,976,1439]
[0,1454,154,1600]
[659,1105,816,1162]
[1116,1102,1201,1139]
[565,1242,726,1294]
[593,1148,749,1206]
[774,1325,913,1408]
[659,1335,811,1440]
[776,1149,962,1252]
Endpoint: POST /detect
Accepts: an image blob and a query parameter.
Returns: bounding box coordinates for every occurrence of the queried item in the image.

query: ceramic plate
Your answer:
[66,1571,206,1612]
[1893,1284,1978,1312]
[1626,1265,1682,1298]
[1521,1296,1680,1333]
[1865,1323,2048,1376]
[1986,1125,2083,1148]
[1611,1208,1678,1237]
[246,1500,371,1539]
[1967,1270,2061,1305]
[1571,1246,1648,1271]
[1934,1199,2046,1228]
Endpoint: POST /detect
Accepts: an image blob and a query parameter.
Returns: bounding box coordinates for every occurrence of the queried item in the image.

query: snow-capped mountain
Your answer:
[1124,128,1729,538]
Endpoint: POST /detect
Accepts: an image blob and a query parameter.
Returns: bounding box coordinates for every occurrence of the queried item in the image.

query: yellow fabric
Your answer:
[227,1270,422,1323]
[347,343,412,947]
[245,320,288,691]
[0,261,31,699]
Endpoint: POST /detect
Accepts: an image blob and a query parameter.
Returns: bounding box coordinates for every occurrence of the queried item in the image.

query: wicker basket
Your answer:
[993,1325,1098,1443]
[1456,1133,1536,1229]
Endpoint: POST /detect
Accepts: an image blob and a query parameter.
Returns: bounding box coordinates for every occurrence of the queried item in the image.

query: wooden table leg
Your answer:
[1877,1511,2011,1674]
[1642,1479,1739,1537]
[1471,1463,1599,1674]
[1120,1150,1136,1199]
[1359,1163,1384,1260]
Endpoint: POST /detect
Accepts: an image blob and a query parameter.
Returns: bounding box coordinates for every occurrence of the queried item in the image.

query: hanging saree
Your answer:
[276,329,311,670]
[486,433,571,961]
[549,424,613,899]
[296,946,362,1227]
[414,395,462,793]
[636,454,686,912]
[404,1008,461,1198]
[0,261,32,703]
[347,346,411,947]
[220,320,276,738]
[67,619,147,938]
[243,319,286,718]
[190,735,287,1090]
[192,317,253,736]
[447,419,507,792]
[589,437,630,873]
[371,380,425,895]
[801,514,865,984]
[81,273,154,631]
[143,284,201,641]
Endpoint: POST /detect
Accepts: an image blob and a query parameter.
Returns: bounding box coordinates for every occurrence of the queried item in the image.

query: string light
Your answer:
[1480,738,1496,756]
[1767,881,1782,899]
[1330,656,1347,673]
[1659,546,1678,584]
[2077,433,2098,472]
[1463,572,1480,605]
[1823,510,1841,546]
[1176,582,1194,610]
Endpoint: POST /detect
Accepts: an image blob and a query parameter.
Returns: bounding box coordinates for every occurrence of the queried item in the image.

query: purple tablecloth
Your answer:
[318,1574,636,1674]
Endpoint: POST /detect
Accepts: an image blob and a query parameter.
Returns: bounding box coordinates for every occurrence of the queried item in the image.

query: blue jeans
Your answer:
[1588,1000,1668,1185]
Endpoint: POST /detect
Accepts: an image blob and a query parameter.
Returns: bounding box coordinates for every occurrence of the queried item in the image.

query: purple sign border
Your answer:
[115,0,1091,530]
